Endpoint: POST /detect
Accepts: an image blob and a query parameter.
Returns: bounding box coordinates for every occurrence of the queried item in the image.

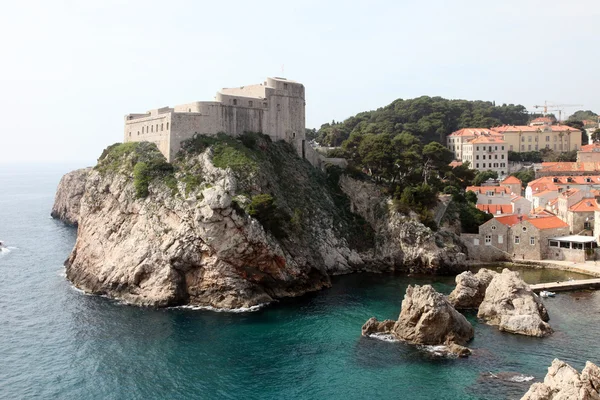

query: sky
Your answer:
[0,0,598,164]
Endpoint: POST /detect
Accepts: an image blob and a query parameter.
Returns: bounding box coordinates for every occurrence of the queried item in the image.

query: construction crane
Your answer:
[532,101,583,122]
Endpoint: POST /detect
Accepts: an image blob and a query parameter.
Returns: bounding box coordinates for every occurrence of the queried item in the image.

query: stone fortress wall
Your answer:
[124,77,307,162]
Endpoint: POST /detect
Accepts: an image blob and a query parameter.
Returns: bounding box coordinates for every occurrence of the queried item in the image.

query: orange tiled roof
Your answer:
[530,208,555,218]
[531,117,554,124]
[569,199,600,212]
[466,186,512,195]
[527,216,569,230]
[449,160,463,167]
[448,128,501,137]
[495,215,529,227]
[502,176,522,185]
[539,162,600,172]
[476,204,513,214]
[468,136,506,144]
[532,189,558,197]
[548,198,559,207]
[579,143,600,152]
[528,176,600,188]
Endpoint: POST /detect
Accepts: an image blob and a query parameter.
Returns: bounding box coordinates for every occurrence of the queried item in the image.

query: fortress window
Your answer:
[277,104,281,111]
[293,132,296,138]
[166,122,169,130]
[137,131,140,136]
[249,101,253,107]
[284,83,288,89]
[233,99,237,106]
[161,123,164,131]
[142,127,144,134]
[151,125,154,132]
[188,108,191,112]
[263,102,268,108]
[156,124,158,131]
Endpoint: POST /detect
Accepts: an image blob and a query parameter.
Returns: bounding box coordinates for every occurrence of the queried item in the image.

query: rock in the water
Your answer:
[521,359,600,400]
[448,268,498,309]
[361,317,396,336]
[478,269,552,337]
[393,284,474,346]
[447,343,472,358]
[50,168,91,225]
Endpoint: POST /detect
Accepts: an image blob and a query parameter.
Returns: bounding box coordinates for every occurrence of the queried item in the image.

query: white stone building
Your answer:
[462,136,508,176]
[124,77,307,162]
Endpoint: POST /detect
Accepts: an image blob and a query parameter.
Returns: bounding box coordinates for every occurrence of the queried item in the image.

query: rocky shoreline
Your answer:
[52,137,468,309]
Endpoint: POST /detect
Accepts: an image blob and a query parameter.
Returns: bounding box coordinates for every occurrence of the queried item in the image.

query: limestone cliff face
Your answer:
[50,168,91,225]
[339,175,467,273]
[55,136,468,309]
[521,359,600,400]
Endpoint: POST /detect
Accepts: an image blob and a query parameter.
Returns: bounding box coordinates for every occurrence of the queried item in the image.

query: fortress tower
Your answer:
[123,77,306,162]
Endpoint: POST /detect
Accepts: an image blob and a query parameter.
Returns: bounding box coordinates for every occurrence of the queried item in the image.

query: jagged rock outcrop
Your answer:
[361,285,474,357]
[393,284,474,346]
[478,269,552,337]
[448,268,498,309]
[54,136,469,309]
[361,317,396,336]
[521,359,600,400]
[339,175,467,274]
[50,168,91,225]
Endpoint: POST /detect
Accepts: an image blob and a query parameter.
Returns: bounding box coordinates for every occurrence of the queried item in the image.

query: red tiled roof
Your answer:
[569,199,600,212]
[527,216,569,230]
[539,162,600,172]
[560,188,580,198]
[495,215,529,227]
[502,176,522,184]
[579,143,600,152]
[528,176,600,187]
[468,136,506,144]
[448,128,501,137]
[466,186,512,195]
[449,160,463,167]
[476,204,513,214]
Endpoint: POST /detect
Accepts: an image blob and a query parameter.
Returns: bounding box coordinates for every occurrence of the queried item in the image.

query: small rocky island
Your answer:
[52,133,467,309]
[521,359,600,400]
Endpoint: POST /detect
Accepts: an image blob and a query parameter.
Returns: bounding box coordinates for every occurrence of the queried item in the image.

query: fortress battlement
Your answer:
[124,77,307,162]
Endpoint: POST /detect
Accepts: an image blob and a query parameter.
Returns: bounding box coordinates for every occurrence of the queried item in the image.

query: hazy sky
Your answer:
[1,0,598,164]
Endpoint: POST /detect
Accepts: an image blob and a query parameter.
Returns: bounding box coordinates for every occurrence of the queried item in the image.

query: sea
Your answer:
[1,163,600,400]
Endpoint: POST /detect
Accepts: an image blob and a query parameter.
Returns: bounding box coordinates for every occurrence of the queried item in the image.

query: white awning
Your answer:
[549,235,597,243]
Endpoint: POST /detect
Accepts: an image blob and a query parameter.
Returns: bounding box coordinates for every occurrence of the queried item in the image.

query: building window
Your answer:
[474,238,480,246]
[498,235,503,244]
[487,199,492,204]
[546,144,550,149]
[188,108,191,112]
[263,102,268,108]
[549,240,559,247]
[502,146,505,150]
[284,83,288,89]
[528,136,532,142]
[495,155,498,159]
[535,145,538,150]
[293,132,296,138]
[546,136,550,141]
[522,226,527,232]
[554,144,557,150]
[491,225,496,230]
[249,101,253,107]
[501,154,504,159]
[476,155,479,160]
[521,145,525,150]
[515,236,520,244]
[129,132,131,137]
[151,125,153,133]
[584,222,592,229]
[166,122,169,130]
[521,137,525,142]
[530,237,535,245]
[483,163,486,168]
[554,136,557,141]
[483,155,486,160]
[137,131,139,136]
[142,127,144,134]
[509,145,513,151]
[233,99,237,106]
[477,146,479,151]
[528,145,531,150]
[277,104,281,111]
[476,163,479,168]
[485,235,492,245]
[156,124,158,132]
[161,123,164,131]
[495,146,498,150]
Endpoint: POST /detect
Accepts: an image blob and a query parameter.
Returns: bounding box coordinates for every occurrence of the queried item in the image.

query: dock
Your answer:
[530,278,600,293]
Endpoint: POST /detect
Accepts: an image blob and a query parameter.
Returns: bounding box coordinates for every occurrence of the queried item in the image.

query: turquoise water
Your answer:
[1,164,600,400]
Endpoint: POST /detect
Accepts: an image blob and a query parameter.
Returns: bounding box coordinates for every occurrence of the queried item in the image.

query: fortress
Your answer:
[124,77,310,162]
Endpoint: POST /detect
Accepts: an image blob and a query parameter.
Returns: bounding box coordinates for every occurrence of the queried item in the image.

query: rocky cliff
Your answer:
[51,167,91,225]
[54,134,468,309]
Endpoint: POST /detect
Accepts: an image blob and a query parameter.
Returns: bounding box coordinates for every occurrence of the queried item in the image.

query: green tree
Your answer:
[422,142,453,184]
[592,129,600,143]
[472,170,498,186]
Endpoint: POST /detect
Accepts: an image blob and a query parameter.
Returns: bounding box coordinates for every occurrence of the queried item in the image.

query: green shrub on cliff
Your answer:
[247,193,289,238]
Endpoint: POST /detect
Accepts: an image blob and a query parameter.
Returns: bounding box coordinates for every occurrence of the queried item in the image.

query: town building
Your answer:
[466,185,514,205]
[446,128,501,161]
[526,176,600,204]
[462,136,508,176]
[500,176,523,196]
[491,121,581,153]
[577,143,600,163]
[470,215,569,261]
[566,199,599,235]
[123,77,307,162]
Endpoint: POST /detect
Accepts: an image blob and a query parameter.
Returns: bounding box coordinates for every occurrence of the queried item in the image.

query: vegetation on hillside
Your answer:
[508,149,577,163]
[568,110,598,122]
[315,96,529,147]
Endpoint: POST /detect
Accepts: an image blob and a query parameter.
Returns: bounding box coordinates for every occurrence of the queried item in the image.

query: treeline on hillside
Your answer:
[331,130,492,232]
[316,96,529,146]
